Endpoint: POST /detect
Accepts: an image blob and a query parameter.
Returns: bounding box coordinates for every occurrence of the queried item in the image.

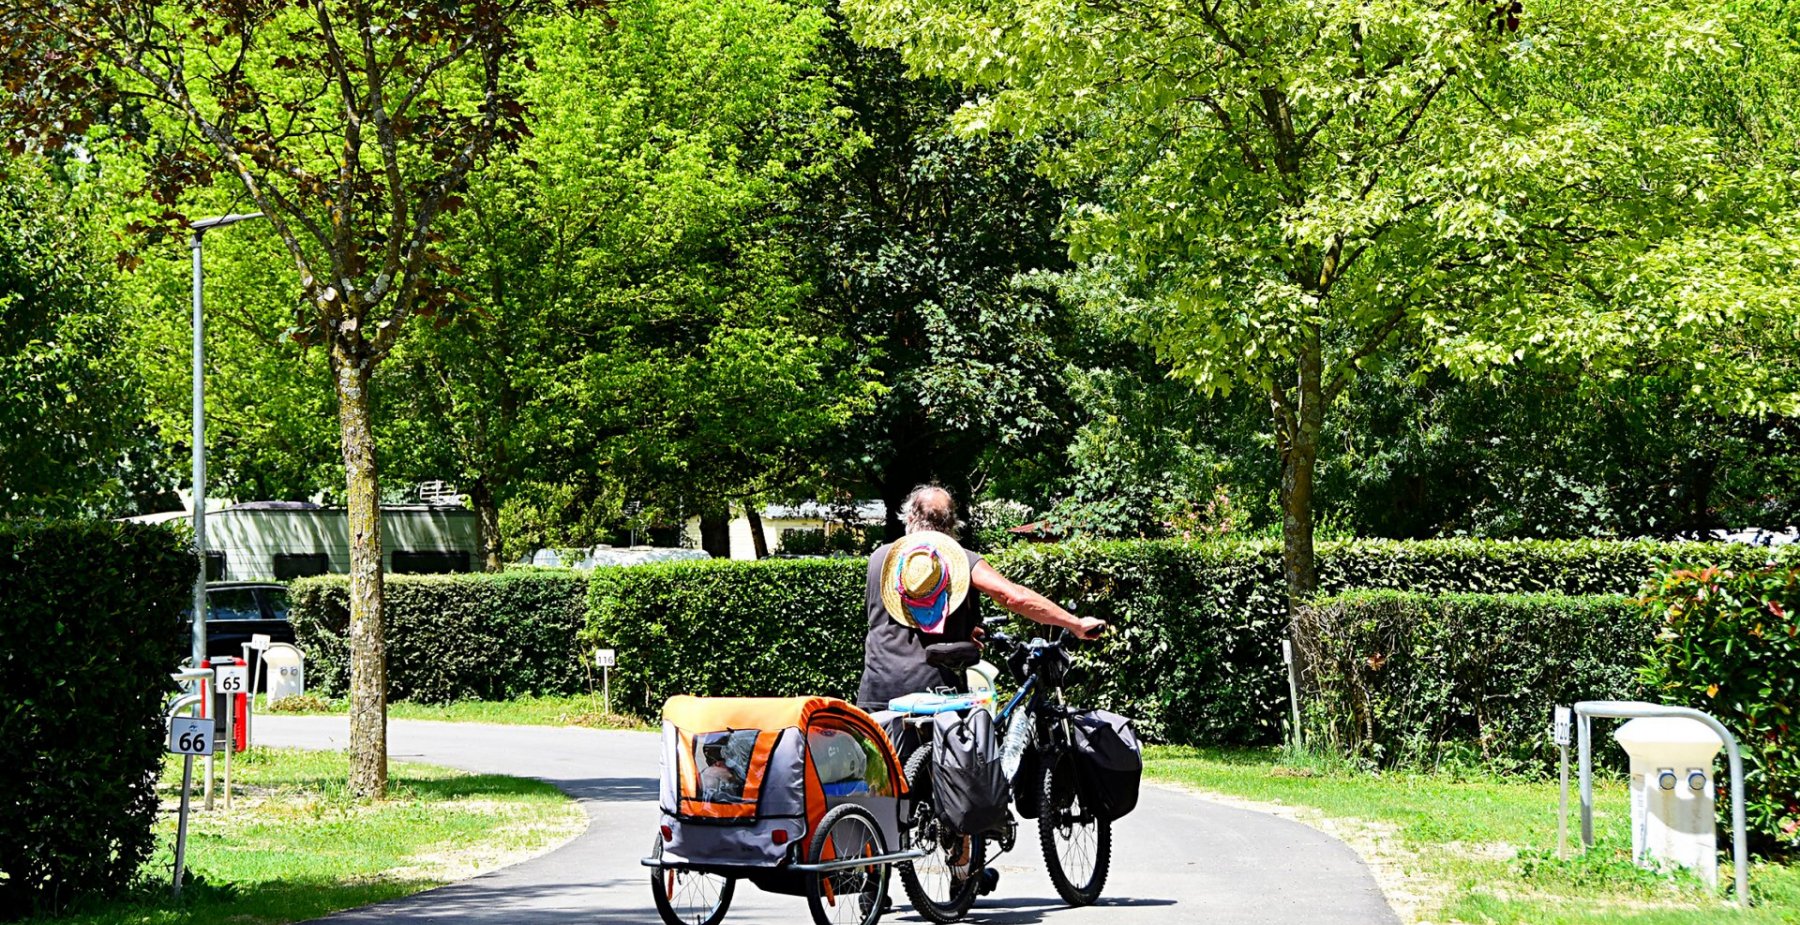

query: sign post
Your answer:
[595,649,616,715]
[168,700,213,897]
[1553,706,1573,858]
[215,662,248,810]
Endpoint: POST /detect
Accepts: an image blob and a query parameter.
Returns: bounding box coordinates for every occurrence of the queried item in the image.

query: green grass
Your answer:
[1145,746,1800,924]
[30,747,585,925]
[260,692,649,729]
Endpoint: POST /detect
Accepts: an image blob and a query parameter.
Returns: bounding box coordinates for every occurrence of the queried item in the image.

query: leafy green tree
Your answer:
[3,0,600,797]
[844,0,1792,628]
[791,13,1077,542]
[382,0,872,566]
[0,158,167,518]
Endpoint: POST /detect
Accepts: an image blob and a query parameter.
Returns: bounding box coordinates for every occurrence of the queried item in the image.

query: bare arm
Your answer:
[970,561,1106,640]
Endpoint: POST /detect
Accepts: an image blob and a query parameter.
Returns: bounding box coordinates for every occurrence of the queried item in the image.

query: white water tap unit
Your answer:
[1612,717,1724,886]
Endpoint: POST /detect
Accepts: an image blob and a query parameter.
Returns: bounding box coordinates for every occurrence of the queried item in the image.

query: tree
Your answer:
[0,156,167,518]
[2,0,595,797]
[791,13,1077,541]
[844,0,1786,629]
[381,0,872,567]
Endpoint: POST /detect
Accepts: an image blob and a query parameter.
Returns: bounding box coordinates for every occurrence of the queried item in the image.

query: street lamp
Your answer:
[188,212,264,670]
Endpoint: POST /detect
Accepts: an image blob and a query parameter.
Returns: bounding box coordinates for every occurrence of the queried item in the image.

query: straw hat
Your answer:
[879,531,971,633]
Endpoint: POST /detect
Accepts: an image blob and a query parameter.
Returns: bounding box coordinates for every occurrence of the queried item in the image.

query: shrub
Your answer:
[289,570,591,703]
[588,537,1765,744]
[586,558,869,714]
[1639,562,1800,850]
[0,520,193,919]
[1300,591,1648,772]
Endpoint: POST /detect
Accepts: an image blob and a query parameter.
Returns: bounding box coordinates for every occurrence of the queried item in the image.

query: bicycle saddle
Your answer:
[924,641,981,671]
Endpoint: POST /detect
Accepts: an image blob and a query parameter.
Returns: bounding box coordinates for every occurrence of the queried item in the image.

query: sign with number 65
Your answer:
[169,717,214,756]
[215,665,248,695]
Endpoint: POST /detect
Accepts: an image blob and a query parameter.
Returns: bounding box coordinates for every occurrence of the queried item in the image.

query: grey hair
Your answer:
[901,485,960,535]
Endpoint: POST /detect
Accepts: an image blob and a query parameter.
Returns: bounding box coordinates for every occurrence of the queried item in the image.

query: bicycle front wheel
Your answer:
[1038,748,1110,906]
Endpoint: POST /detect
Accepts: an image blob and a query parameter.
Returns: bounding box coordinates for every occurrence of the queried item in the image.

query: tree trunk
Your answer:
[1275,328,1326,683]
[745,501,769,559]
[699,508,731,558]
[470,477,503,572]
[338,358,388,799]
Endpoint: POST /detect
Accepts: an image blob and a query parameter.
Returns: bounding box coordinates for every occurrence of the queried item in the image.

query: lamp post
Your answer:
[188,212,264,671]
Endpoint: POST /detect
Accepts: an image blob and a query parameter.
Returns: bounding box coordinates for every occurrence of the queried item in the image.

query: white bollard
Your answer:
[1613,717,1724,887]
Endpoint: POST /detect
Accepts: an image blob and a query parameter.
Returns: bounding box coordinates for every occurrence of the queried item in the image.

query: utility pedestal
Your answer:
[1613,717,1724,887]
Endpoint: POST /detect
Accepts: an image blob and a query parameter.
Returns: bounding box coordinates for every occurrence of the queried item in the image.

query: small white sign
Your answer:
[249,634,272,651]
[594,649,616,668]
[169,717,214,756]
[215,664,249,695]
[1553,706,1572,746]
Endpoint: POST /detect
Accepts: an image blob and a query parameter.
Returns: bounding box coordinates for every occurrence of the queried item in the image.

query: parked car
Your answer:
[190,581,296,661]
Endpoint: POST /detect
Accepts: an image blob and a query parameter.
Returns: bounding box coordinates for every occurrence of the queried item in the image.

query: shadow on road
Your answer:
[554,776,660,803]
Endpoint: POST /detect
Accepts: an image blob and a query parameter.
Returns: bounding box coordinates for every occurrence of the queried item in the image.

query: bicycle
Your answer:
[891,613,1111,922]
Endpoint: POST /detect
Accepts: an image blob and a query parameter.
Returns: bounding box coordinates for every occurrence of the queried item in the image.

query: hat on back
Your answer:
[879,531,971,633]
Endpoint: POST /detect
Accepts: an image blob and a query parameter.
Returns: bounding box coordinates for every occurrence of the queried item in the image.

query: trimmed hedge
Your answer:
[0,521,193,920]
[1640,562,1800,850]
[289,570,592,703]
[1300,591,1648,771]
[589,538,1774,744]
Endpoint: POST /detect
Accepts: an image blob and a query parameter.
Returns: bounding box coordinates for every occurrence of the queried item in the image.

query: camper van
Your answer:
[127,501,481,581]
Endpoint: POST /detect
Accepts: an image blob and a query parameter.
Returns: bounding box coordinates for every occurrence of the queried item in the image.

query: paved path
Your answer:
[258,716,1397,925]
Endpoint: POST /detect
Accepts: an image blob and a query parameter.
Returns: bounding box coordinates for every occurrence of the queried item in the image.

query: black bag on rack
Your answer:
[931,709,1010,836]
[1069,710,1142,822]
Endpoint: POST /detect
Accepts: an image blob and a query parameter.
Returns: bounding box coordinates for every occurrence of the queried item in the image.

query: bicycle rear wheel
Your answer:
[1038,748,1110,906]
[897,746,984,923]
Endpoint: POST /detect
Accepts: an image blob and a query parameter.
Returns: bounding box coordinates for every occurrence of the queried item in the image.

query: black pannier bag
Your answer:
[1011,742,1044,819]
[931,708,1010,836]
[1070,710,1142,821]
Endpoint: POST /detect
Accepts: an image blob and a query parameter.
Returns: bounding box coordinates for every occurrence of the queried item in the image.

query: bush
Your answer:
[1300,590,1648,772]
[588,537,1768,744]
[0,520,193,919]
[1639,562,1800,850]
[586,558,869,715]
[289,570,591,703]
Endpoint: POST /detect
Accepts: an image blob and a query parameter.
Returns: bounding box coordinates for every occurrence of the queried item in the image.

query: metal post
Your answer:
[1578,712,1593,848]
[223,696,233,811]
[1558,739,1570,859]
[190,232,208,670]
[1282,638,1304,749]
[173,754,195,896]
[603,665,611,716]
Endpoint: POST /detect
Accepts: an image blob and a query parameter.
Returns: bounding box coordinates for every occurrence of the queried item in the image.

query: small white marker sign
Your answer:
[169,717,214,756]
[594,649,616,668]
[249,634,272,651]
[1552,706,1572,746]
[215,664,249,695]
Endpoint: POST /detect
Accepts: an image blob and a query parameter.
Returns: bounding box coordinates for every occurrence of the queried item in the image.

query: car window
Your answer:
[207,588,263,621]
[259,587,291,622]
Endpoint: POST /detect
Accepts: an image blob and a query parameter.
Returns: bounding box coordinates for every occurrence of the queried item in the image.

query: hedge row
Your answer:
[1640,562,1800,851]
[588,538,1776,744]
[1300,591,1649,772]
[0,521,193,920]
[289,570,593,703]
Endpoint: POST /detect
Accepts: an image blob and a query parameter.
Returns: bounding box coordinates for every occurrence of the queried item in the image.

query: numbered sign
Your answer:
[594,649,616,668]
[1552,706,1572,746]
[215,664,249,695]
[249,633,272,651]
[169,717,214,756]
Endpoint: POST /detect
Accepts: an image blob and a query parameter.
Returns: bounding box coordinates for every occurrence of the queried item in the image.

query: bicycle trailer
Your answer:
[644,695,921,925]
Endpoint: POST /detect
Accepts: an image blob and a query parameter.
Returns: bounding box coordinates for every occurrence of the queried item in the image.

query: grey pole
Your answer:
[190,231,208,671]
[187,212,264,671]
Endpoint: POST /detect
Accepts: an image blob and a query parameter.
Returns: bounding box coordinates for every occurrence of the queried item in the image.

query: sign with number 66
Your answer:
[215,665,248,694]
[169,717,214,756]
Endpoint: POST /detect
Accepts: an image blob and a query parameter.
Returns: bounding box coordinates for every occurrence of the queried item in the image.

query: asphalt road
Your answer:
[258,716,1398,925]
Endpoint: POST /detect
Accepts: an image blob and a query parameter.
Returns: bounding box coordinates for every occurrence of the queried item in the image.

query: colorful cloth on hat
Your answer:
[896,543,951,633]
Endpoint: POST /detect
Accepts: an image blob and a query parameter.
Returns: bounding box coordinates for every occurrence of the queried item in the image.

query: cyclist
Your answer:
[856,485,1107,713]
